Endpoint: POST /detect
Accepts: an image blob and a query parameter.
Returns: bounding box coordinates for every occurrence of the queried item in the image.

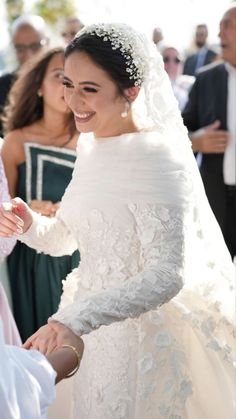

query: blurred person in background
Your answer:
[183,24,217,75]
[161,45,195,111]
[1,47,80,341]
[152,26,164,50]
[182,3,236,259]
[61,17,84,45]
[0,14,49,137]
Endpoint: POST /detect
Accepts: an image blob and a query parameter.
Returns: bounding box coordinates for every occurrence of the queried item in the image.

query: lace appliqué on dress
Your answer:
[54,203,185,337]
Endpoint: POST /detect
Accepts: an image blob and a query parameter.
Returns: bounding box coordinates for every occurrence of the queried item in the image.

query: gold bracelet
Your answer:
[60,344,81,378]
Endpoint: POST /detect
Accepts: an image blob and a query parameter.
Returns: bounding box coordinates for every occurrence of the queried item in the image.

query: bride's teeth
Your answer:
[75,112,92,118]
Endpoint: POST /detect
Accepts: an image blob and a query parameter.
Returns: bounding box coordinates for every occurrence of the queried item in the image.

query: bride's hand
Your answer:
[29,199,57,217]
[0,197,32,237]
[23,320,83,357]
[23,324,58,354]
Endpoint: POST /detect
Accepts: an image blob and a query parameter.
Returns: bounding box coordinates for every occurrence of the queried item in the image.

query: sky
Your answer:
[76,0,232,49]
[0,0,232,51]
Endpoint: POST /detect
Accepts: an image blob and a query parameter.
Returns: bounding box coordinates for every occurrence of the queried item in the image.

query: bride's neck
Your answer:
[94,116,139,139]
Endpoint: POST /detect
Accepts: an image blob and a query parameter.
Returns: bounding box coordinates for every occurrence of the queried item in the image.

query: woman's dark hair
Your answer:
[3,47,76,136]
[65,33,138,94]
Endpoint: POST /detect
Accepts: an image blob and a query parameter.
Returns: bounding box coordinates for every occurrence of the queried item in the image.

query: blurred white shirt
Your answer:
[224,62,236,185]
[0,321,56,419]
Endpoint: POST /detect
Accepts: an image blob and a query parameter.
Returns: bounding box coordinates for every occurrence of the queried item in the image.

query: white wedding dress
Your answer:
[21,130,235,419]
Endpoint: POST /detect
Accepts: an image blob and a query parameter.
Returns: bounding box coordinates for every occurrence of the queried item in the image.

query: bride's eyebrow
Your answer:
[78,81,101,87]
[63,75,73,83]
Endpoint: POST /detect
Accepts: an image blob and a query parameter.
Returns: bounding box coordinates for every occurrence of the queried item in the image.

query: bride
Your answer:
[0,22,235,419]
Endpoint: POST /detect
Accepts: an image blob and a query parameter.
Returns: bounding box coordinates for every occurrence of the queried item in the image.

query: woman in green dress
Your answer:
[1,47,80,341]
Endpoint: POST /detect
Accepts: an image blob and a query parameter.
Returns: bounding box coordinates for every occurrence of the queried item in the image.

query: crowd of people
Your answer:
[0,3,235,419]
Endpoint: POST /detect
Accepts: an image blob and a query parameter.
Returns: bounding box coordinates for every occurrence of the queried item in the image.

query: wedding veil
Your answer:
[75,23,235,325]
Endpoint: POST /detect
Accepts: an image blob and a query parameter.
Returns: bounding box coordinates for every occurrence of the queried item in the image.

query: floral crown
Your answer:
[75,23,148,86]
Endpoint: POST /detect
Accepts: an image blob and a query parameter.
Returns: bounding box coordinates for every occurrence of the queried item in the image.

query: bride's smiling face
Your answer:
[63,51,126,138]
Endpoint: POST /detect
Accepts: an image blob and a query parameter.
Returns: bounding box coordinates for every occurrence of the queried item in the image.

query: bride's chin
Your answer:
[76,125,93,133]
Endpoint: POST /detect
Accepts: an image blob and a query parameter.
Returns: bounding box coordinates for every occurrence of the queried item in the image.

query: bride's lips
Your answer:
[74,111,96,123]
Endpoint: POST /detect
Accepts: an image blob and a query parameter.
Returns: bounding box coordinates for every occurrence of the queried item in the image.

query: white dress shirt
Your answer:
[0,321,56,419]
[224,62,236,185]
[195,46,208,72]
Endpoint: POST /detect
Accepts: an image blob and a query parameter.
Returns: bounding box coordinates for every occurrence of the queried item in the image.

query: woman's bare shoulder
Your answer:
[2,128,31,163]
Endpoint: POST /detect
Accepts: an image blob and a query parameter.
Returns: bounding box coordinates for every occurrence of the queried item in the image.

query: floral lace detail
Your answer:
[54,203,185,337]
[21,211,78,257]
[128,203,185,269]
[60,209,140,304]
[181,304,235,366]
[138,338,193,419]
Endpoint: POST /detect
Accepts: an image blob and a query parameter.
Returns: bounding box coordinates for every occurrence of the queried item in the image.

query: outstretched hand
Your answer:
[0,197,33,237]
[23,319,83,356]
[23,323,58,354]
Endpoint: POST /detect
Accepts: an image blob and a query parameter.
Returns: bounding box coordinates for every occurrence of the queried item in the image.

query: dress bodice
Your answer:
[17,142,77,203]
[58,132,187,298]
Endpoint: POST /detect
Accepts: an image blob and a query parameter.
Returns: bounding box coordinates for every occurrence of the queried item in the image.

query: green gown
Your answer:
[8,142,80,342]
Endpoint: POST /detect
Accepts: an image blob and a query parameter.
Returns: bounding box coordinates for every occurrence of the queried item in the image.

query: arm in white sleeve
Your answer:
[0,322,56,419]
[19,210,78,257]
[52,203,185,335]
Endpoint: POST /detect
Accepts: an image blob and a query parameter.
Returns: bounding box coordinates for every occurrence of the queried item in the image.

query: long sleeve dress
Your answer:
[0,157,21,345]
[19,131,235,419]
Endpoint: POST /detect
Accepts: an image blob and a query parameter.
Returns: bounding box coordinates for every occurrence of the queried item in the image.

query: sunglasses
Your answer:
[14,39,47,53]
[61,31,77,38]
[163,56,181,64]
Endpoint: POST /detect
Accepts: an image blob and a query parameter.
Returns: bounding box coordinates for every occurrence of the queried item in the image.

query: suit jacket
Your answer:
[183,48,217,76]
[182,61,228,232]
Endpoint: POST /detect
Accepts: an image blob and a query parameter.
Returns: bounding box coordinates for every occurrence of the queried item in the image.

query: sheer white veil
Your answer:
[76,23,235,325]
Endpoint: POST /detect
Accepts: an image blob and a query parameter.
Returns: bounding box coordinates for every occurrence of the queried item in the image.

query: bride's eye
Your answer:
[62,80,73,88]
[83,87,98,93]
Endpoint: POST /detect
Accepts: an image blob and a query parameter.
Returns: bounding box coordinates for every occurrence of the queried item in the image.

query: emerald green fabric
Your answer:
[8,144,80,341]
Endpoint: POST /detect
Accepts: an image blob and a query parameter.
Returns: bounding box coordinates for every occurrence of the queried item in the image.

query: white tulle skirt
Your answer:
[48,286,235,419]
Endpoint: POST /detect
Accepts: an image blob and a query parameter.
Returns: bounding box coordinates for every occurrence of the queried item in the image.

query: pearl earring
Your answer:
[37,90,42,97]
[121,101,130,118]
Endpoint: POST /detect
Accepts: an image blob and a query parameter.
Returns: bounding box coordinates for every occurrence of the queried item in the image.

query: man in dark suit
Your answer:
[183,24,217,76]
[0,15,48,136]
[182,4,236,259]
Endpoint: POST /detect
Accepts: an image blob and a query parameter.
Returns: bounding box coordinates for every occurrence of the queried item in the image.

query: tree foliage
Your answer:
[6,0,24,22]
[32,0,77,25]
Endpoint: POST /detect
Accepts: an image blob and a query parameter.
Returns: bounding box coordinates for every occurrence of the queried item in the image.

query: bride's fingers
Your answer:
[37,336,57,354]
[0,205,24,233]
[0,225,17,236]
[23,334,37,349]
[45,342,57,355]
[0,221,23,235]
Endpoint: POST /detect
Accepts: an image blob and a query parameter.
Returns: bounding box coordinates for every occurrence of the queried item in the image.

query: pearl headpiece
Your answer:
[75,23,148,86]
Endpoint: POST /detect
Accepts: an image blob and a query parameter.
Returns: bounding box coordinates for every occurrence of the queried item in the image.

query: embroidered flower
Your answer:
[138,353,154,374]
[155,331,173,349]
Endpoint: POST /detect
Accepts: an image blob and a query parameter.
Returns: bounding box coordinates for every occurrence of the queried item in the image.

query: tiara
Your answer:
[75,23,148,86]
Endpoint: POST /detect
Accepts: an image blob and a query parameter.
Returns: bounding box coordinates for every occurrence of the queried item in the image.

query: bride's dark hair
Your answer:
[65,33,139,93]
